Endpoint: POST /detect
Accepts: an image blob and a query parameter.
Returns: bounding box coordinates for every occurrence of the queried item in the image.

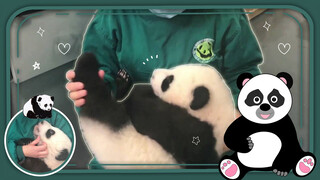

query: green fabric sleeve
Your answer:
[7,140,21,163]
[7,114,27,164]
[16,145,25,162]
[81,10,121,91]
[51,110,74,141]
[221,13,262,107]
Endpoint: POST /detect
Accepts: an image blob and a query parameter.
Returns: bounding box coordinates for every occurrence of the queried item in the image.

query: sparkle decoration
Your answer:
[36,27,45,37]
[263,21,271,31]
[142,54,159,65]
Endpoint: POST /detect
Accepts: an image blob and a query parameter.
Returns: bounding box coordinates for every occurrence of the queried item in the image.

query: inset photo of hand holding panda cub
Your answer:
[5,95,75,176]
[8,8,316,179]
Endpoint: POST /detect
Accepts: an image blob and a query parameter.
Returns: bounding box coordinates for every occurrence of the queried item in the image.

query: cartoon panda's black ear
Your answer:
[37,97,42,102]
[276,72,293,89]
[51,96,54,101]
[237,73,253,89]
[190,86,209,110]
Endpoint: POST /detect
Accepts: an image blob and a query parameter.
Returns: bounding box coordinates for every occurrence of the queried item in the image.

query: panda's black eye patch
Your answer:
[268,89,285,107]
[161,75,174,92]
[245,89,263,106]
[44,104,48,107]
[46,129,55,138]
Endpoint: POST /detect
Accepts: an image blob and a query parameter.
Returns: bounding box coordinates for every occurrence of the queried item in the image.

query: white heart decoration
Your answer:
[278,43,291,55]
[58,43,71,55]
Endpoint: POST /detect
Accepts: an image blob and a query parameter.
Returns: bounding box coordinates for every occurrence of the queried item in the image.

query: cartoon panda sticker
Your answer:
[23,95,54,119]
[219,72,316,180]
[192,38,215,63]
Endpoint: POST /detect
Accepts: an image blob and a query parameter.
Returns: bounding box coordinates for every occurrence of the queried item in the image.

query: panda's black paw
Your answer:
[247,137,254,150]
[117,69,130,82]
[273,169,289,176]
[115,69,133,100]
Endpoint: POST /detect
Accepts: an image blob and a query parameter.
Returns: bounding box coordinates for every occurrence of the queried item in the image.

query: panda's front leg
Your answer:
[271,150,292,177]
[224,117,256,153]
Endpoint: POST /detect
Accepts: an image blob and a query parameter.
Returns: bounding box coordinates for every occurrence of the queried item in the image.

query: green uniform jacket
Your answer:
[81,9,263,169]
[7,110,73,164]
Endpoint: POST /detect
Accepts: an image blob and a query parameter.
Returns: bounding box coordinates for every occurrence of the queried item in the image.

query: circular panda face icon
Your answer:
[237,73,293,124]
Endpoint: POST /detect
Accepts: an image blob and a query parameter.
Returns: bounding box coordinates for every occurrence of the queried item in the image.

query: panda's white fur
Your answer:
[238,74,292,124]
[80,117,179,169]
[23,95,54,118]
[33,121,72,170]
[150,64,236,155]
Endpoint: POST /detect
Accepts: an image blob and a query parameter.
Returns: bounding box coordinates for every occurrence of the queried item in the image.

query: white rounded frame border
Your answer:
[4,107,77,177]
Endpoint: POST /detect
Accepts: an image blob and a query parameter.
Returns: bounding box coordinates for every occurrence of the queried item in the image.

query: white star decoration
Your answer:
[37,27,45,37]
[263,21,271,31]
[192,136,200,146]
[32,61,40,70]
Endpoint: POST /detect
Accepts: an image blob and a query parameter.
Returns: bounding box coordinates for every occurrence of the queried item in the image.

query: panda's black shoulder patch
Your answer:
[55,149,69,161]
[190,86,209,110]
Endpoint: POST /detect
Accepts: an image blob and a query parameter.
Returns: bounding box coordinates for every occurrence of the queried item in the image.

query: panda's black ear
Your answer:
[237,73,253,89]
[276,72,293,89]
[51,96,54,101]
[37,97,42,102]
[190,86,209,110]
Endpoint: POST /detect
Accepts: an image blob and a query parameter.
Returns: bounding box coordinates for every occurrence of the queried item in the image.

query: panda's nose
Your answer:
[260,103,271,111]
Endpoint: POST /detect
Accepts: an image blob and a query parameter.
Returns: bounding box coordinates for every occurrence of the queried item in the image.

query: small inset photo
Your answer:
[5,94,76,176]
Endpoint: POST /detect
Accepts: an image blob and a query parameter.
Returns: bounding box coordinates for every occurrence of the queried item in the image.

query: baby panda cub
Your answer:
[150,65,236,156]
[74,53,235,169]
[16,121,72,172]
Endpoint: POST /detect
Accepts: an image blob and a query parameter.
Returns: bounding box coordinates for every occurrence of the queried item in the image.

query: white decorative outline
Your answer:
[4,108,76,177]
[36,27,45,37]
[192,136,200,146]
[57,43,71,55]
[32,61,40,70]
[262,21,271,31]
[278,43,291,55]
[142,54,159,65]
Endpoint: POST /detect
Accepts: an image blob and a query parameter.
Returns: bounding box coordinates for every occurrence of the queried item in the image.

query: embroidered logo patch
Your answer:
[193,38,215,63]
